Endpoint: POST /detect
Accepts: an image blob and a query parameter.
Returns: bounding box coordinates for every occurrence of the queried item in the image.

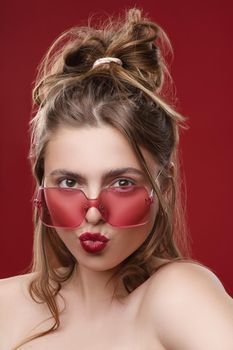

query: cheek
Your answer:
[54,228,79,257]
[132,198,159,247]
[114,203,159,255]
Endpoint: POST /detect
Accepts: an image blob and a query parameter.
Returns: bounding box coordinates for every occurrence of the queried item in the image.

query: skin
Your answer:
[43,124,161,314]
[0,124,233,349]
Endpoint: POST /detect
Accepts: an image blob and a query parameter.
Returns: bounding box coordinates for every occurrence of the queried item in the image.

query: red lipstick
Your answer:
[79,232,109,253]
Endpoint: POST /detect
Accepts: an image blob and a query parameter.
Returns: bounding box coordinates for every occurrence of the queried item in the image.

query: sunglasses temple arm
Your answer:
[155,168,163,181]
[150,167,164,199]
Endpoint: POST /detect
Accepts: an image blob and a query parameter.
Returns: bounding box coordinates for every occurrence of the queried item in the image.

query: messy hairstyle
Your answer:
[13,7,196,349]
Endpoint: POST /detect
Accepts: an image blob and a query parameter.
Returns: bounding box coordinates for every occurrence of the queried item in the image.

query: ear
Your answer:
[168,161,175,178]
[159,161,174,194]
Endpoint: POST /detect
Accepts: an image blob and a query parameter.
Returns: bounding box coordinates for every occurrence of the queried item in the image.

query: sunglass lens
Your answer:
[100,186,153,227]
[36,188,87,228]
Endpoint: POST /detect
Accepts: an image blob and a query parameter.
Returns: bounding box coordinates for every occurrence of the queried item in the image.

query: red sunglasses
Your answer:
[34,185,154,229]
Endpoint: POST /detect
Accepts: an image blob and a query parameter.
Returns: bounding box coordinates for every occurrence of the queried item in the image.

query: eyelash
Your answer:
[55,177,136,188]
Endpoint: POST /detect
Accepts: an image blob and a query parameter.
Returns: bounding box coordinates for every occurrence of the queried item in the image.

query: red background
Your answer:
[1,0,232,296]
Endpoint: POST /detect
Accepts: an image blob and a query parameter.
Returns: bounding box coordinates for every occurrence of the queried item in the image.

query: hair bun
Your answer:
[63,34,107,74]
[33,8,173,106]
[127,8,142,24]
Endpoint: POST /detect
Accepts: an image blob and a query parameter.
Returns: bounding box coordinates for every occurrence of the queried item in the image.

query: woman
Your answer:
[0,7,232,350]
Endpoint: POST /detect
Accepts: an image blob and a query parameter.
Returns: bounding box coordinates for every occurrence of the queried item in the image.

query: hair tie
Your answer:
[92,57,123,69]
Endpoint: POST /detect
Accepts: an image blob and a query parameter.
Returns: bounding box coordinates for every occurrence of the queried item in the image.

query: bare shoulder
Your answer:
[0,273,46,346]
[0,273,37,326]
[0,271,51,314]
[0,272,35,285]
[0,272,36,300]
[143,260,233,350]
[145,260,231,295]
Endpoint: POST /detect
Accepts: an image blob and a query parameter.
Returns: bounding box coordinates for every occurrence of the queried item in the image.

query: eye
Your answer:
[57,178,77,188]
[111,178,135,187]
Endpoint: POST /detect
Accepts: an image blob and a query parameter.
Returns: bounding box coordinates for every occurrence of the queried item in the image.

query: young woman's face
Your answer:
[43,125,161,272]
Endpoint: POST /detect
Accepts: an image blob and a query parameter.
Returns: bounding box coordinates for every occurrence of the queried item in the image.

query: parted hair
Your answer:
[13,7,194,349]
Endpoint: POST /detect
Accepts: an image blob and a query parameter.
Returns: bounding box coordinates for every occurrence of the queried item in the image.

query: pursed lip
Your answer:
[79,232,109,242]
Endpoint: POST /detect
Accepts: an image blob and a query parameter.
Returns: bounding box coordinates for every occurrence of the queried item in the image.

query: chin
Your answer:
[75,253,127,272]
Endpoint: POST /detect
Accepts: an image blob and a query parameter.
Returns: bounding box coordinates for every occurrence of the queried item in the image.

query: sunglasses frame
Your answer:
[34,184,155,229]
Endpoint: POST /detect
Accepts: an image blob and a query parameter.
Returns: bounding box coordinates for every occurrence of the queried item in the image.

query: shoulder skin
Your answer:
[143,261,233,350]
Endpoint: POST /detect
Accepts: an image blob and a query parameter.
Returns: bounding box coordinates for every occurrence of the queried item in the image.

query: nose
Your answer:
[83,190,106,225]
[84,205,105,225]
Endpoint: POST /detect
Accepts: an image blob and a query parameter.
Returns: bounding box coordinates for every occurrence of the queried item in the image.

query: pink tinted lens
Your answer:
[35,186,153,229]
[36,188,87,228]
[100,186,153,227]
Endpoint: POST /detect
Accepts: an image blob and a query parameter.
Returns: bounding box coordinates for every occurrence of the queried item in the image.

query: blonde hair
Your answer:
[13,7,195,349]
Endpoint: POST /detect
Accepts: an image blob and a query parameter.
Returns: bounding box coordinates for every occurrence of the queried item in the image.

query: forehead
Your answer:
[44,125,158,177]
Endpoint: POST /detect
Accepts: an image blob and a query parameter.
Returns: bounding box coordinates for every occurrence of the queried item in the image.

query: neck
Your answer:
[61,264,128,314]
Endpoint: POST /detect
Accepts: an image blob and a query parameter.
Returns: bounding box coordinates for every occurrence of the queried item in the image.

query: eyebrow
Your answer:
[48,167,145,181]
